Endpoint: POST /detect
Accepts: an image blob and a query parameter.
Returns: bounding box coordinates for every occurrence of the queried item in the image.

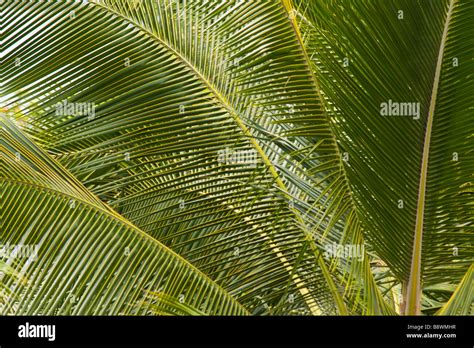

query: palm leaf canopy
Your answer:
[1,0,472,315]
[293,0,473,314]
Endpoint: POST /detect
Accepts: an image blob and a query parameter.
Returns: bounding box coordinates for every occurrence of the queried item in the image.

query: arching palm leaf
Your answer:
[293,0,473,314]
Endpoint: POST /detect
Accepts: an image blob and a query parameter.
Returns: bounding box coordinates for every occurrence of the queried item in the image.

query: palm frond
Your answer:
[294,0,473,314]
[436,264,473,315]
[1,114,247,315]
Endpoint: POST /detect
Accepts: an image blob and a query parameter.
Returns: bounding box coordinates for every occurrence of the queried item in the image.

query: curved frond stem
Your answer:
[406,0,456,315]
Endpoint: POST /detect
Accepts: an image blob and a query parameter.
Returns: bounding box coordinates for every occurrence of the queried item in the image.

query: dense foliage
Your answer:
[1,0,472,316]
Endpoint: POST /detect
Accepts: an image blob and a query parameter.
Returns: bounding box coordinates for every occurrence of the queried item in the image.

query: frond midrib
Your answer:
[91,0,341,314]
[3,177,250,315]
[405,0,457,315]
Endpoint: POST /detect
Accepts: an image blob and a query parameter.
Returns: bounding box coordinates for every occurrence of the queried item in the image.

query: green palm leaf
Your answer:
[1,114,247,315]
[1,0,471,316]
[2,0,350,314]
[437,264,473,315]
[293,0,473,314]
